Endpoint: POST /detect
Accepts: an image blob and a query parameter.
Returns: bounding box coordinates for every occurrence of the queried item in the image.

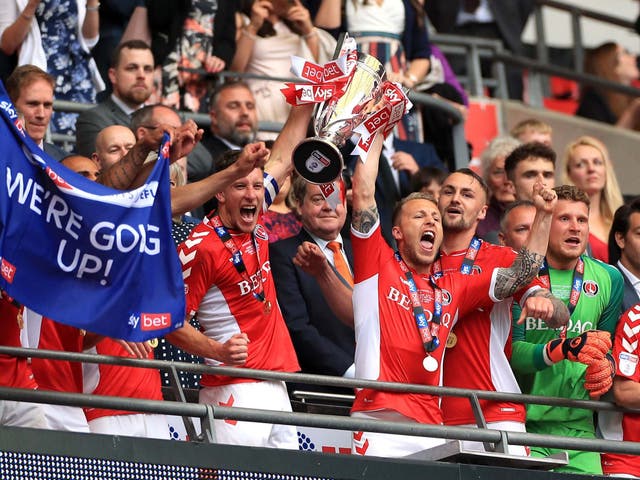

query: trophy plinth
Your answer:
[292,138,344,185]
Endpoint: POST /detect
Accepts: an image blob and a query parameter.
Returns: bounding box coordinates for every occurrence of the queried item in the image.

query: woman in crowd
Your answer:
[576,42,640,131]
[562,135,624,263]
[231,0,334,137]
[0,0,104,137]
[476,136,520,242]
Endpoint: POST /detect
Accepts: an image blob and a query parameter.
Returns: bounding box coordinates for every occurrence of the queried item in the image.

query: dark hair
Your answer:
[410,166,447,193]
[499,200,535,232]
[504,142,556,181]
[6,65,54,103]
[608,197,640,265]
[208,80,253,112]
[110,40,153,68]
[392,192,437,226]
[446,167,490,202]
[215,149,243,172]
[130,104,179,133]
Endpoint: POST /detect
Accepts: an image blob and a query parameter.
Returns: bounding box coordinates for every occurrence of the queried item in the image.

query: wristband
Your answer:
[86,3,100,11]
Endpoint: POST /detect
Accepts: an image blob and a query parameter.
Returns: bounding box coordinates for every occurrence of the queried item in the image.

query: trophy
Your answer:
[292,52,387,184]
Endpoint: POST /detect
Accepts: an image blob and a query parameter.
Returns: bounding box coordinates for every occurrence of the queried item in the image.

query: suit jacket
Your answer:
[620,267,640,312]
[425,0,534,54]
[75,97,131,157]
[44,142,69,162]
[269,230,355,377]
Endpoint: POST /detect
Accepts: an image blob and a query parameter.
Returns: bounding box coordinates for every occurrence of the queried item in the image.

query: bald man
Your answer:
[61,155,101,182]
[92,125,136,171]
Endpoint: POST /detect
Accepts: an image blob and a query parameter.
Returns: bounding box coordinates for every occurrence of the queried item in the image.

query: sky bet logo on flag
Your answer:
[0,82,184,341]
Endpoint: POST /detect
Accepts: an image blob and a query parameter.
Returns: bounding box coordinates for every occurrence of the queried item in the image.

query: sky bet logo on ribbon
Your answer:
[0,82,184,341]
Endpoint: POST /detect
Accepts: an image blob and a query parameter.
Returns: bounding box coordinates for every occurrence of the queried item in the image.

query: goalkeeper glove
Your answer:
[584,353,616,398]
[543,330,611,366]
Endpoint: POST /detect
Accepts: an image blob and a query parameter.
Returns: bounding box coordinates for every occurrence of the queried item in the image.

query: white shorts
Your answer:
[605,475,640,479]
[456,420,529,456]
[351,410,446,458]
[0,400,48,429]
[43,404,90,433]
[88,413,170,439]
[199,380,297,449]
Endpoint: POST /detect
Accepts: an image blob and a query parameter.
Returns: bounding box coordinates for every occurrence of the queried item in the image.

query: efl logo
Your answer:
[140,313,171,331]
[1,258,16,283]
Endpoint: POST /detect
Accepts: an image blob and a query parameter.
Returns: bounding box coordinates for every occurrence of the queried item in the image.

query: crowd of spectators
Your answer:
[1,1,640,477]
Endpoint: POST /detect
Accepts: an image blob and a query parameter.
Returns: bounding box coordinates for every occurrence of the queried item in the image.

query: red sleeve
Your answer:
[180,235,216,318]
[351,221,393,284]
[614,304,640,381]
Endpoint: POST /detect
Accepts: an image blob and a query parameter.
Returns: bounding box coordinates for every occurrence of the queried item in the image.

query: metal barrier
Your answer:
[0,344,638,460]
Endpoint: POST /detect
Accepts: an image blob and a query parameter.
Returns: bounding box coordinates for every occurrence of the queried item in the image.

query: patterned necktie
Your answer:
[327,241,353,287]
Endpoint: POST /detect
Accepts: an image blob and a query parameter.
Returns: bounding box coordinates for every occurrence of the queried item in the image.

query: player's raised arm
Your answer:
[351,134,384,235]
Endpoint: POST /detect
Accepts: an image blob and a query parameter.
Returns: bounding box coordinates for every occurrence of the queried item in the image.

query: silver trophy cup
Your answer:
[292,52,387,184]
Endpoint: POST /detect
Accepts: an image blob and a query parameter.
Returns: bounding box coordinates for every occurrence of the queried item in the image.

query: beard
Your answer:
[229,128,257,147]
[442,215,474,233]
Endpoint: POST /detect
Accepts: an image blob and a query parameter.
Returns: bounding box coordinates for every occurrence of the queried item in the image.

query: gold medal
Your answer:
[446,332,457,348]
[16,309,23,330]
[263,300,272,315]
[148,338,158,348]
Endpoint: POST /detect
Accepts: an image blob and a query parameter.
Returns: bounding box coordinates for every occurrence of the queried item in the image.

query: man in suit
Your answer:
[76,40,154,157]
[5,65,68,160]
[425,0,535,99]
[609,198,640,311]
[270,175,355,381]
[191,80,259,217]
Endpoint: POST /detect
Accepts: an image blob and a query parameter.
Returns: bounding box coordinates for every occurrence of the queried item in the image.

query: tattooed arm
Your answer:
[517,288,570,329]
[494,182,557,300]
[351,134,384,235]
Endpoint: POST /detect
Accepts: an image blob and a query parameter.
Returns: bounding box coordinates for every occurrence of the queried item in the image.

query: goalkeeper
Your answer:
[511,186,623,475]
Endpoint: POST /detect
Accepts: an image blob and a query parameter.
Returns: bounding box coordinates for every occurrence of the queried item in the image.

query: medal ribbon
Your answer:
[394,252,441,353]
[432,236,482,280]
[208,215,267,306]
[538,256,584,338]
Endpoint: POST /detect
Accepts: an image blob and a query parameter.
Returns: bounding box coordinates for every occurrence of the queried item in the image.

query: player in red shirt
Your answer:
[600,303,640,477]
[166,104,313,448]
[0,293,48,428]
[436,170,569,455]
[349,134,558,458]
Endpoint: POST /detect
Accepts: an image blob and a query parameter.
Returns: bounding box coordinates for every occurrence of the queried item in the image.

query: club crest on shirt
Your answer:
[441,289,452,305]
[582,280,599,297]
[254,224,268,241]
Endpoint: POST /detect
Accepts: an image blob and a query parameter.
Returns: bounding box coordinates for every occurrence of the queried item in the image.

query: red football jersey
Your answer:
[350,224,501,424]
[0,295,37,389]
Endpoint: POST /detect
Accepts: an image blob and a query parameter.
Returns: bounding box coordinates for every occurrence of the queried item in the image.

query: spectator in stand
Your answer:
[409,165,447,199]
[191,80,259,217]
[92,0,145,102]
[164,103,313,449]
[75,40,155,157]
[608,198,640,311]
[498,200,536,251]
[576,42,640,131]
[270,175,355,383]
[313,0,430,143]
[262,171,302,243]
[476,136,520,242]
[230,0,333,138]
[0,0,105,139]
[425,0,534,100]
[91,125,137,171]
[510,118,553,147]
[562,136,623,263]
[125,0,234,113]
[5,64,67,160]
[505,142,556,202]
[511,185,623,475]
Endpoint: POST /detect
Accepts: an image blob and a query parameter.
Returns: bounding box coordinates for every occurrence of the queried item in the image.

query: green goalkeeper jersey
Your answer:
[512,255,623,432]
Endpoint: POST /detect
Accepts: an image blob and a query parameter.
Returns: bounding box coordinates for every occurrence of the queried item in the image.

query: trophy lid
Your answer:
[292,138,344,185]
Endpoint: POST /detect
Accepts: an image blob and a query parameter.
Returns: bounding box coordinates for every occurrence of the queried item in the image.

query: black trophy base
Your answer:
[292,138,344,185]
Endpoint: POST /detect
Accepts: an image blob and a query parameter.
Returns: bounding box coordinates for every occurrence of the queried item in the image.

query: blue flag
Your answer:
[0,84,185,341]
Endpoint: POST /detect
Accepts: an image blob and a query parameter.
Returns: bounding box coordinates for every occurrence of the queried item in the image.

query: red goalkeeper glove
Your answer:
[584,353,616,398]
[544,330,611,366]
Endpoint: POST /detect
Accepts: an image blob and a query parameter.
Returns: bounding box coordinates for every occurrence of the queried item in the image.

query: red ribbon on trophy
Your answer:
[351,81,412,162]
